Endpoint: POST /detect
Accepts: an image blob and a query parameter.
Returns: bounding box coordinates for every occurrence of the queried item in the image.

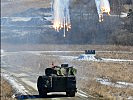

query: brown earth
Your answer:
[0,78,16,100]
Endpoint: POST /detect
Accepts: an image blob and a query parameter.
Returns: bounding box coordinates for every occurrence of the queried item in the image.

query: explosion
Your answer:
[100,0,110,15]
[53,0,71,37]
[95,0,110,22]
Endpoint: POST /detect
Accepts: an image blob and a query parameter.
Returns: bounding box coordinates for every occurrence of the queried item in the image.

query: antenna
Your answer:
[64,17,66,37]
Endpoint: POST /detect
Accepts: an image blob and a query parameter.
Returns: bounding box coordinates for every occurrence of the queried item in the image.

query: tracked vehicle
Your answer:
[37,64,77,97]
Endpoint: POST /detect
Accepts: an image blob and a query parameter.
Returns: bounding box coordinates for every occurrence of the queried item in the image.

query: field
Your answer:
[1,44,133,99]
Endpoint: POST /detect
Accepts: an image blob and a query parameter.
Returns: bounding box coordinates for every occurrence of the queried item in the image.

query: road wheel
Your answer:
[37,76,47,97]
[66,91,75,97]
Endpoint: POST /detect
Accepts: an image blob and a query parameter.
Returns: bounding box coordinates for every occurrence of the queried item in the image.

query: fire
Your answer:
[53,0,71,37]
[95,0,111,22]
[100,0,110,15]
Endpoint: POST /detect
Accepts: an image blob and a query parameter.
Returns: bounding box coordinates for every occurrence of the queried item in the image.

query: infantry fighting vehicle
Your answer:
[37,64,77,97]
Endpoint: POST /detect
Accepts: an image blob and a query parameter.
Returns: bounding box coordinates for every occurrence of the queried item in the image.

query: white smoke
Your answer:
[95,0,110,22]
[53,0,71,37]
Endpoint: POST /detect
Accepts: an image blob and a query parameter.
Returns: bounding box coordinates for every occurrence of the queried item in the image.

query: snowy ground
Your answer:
[96,77,133,89]
[77,54,133,62]
[1,49,133,99]
[2,50,133,62]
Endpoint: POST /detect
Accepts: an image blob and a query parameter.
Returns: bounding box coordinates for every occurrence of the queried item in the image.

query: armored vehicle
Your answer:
[37,64,77,97]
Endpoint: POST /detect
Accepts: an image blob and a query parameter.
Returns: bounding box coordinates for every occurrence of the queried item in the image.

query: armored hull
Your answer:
[37,64,77,97]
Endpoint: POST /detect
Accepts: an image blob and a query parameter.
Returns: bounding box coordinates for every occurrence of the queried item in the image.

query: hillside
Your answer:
[1,0,133,45]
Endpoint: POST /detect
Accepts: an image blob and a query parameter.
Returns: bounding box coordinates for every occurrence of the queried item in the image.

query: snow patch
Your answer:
[11,17,32,22]
[128,96,133,100]
[1,49,4,53]
[1,72,28,96]
[102,58,133,62]
[116,82,133,88]
[60,56,77,60]
[120,12,127,18]
[77,54,102,61]
[77,89,96,98]
[44,16,53,21]
[78,89,88,95]
[1,49,6,57]
[77,92,88,98]
[21,78,37,91]
[96,78,133,88]
[1,49,5,55]
[77,54,133,62]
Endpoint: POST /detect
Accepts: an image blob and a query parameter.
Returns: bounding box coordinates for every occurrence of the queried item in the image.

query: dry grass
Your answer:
[1,43,133,52]
[97,52,133,60]
[1,44,133,99]
[81,80,133,99]
[92,62,133,82]
[71,61,133,99]
[69,59,133,98]
[0,78,15,100]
